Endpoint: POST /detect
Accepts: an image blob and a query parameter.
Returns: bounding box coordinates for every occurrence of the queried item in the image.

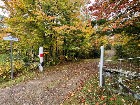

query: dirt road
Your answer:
[0,60,98,105]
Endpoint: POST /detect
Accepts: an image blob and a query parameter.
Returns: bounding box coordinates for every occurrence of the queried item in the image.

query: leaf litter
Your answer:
[0,59,98,105]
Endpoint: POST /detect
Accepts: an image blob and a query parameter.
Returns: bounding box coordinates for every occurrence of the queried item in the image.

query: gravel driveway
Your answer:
[0,60,98,105]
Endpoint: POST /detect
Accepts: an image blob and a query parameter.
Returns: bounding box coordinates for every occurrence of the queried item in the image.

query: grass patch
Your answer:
[63,74,140,105]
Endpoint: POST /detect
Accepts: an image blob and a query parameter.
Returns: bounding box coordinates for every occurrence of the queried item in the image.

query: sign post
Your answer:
[3,35,18,79]
[10,41,13,79]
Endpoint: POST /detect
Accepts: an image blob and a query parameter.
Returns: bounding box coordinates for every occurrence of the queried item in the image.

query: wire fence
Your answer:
[103,57,140,99]
[98,46,140,99]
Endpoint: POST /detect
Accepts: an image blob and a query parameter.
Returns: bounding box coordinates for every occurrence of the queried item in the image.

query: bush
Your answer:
[0,60,25,79]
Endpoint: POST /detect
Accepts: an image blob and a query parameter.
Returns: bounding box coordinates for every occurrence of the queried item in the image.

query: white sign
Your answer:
[3,36,18,41]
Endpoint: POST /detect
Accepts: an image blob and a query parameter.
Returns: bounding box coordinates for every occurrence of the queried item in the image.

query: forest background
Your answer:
[0,0,139,79]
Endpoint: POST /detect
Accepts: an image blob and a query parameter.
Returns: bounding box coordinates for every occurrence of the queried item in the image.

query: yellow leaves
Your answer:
[8,0,26,10]
[0,33,7,40]
[14,60,24,70]
[58,25,69,31]
[26,17,35,22]
[53,25,77,33]
[5,16,25,24]
[113,34,132,46]
[36,12,55,21]
[35,11,46,21]
[2,27,13,34]
[69,26,77,30]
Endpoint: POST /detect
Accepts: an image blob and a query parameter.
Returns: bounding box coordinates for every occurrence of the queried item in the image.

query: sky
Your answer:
[0,0,9,17]
[0,0,4,6]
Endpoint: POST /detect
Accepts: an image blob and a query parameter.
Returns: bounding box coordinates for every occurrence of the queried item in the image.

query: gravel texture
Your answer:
[0,60,98,105]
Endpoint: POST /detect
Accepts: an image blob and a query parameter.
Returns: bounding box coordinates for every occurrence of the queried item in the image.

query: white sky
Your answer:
[0,0,9,17]
[0,0,4,6]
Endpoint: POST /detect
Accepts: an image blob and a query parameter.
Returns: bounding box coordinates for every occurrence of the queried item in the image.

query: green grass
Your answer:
[63,74,140,105]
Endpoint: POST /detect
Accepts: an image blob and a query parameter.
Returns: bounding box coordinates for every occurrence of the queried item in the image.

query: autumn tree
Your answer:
[0,0,95,65]
[81,0,140,57]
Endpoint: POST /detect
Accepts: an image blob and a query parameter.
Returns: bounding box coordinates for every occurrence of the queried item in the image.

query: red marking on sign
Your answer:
[40,54,44,57]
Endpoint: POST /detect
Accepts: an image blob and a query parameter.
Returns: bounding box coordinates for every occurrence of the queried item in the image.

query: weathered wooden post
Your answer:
[99,46,104,87]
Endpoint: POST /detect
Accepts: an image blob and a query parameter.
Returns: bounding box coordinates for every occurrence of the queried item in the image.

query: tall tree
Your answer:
[82,0,139,32]
[81,0,140,57]
[1,0,93,63]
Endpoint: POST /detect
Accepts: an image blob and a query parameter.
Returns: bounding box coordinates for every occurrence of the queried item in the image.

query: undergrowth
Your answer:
[63,74,140,105]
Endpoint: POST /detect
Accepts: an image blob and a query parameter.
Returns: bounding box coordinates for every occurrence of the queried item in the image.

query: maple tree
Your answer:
[85,0,139,26]
[80,0,139,34]
[81,0,140,57]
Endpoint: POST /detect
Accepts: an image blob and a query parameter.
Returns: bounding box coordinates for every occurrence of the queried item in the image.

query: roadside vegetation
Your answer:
[0,0,139,80]
[63,74,140,105]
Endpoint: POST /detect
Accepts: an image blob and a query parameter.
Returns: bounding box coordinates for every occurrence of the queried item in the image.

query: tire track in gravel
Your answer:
[0,60,98,105]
